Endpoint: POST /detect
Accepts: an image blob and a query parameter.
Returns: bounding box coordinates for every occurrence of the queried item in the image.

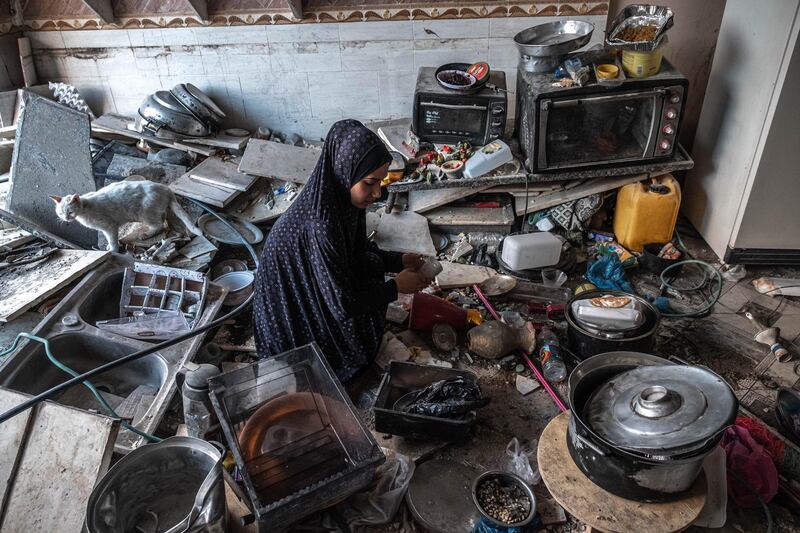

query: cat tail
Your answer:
[169,195,203,236]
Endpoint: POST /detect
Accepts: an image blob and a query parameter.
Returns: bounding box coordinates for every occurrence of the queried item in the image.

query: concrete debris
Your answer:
[375,332,413,370]
[386,301,409,324]
[413,348,453,368]
[515,374,541,396]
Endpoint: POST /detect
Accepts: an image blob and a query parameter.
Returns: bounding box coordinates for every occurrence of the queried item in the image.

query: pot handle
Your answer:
[575,432,607,457]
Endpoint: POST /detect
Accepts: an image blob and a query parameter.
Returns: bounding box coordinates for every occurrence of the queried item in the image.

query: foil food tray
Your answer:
[606,4,674,51]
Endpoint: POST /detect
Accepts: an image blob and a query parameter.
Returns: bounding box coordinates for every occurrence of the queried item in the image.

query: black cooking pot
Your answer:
[566,290,660,359]
[567,352,736,502]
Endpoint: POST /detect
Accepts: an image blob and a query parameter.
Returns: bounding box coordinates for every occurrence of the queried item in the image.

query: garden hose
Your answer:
[0,333,162,442]
[657,259,723,318]
[0,198,260,426]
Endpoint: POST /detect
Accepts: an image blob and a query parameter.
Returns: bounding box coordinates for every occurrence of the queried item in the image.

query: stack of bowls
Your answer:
[138,83,225,138]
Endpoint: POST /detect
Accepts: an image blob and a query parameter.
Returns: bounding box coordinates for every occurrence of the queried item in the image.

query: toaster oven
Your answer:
[516,57,688,171]
[413,67,507,146]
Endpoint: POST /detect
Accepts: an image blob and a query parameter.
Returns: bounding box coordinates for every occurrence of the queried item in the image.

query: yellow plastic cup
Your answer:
[596,63,620,79]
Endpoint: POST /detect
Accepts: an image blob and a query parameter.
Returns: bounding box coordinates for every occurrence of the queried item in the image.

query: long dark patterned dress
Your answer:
[253,120,402,381]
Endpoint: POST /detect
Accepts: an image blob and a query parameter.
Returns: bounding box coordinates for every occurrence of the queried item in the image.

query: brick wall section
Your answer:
[25,16,604,139]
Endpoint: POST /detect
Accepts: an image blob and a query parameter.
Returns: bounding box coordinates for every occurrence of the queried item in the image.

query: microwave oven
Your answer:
[516,57,688,171]
[413,67,507,146]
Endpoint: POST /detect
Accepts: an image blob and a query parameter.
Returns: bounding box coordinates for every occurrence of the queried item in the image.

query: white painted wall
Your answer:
[682,0,800,258]
[24,16,605,140]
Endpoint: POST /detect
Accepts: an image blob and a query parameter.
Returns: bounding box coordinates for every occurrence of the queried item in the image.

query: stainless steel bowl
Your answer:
[514,20,595,57]
[471,471,536,528]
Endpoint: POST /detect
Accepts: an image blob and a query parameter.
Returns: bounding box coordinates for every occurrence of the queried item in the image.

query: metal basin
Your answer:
[78,271,125,326]
[0,254,226,453]
[1,333,167,409]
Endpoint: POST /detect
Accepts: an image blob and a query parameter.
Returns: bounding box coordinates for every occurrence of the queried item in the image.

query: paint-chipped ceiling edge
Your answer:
[0,3,608,34]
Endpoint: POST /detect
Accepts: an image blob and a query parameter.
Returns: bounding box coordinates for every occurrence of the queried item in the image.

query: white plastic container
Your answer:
[462,140,513,179]
[500,232,562,271]
[570,296,645,331]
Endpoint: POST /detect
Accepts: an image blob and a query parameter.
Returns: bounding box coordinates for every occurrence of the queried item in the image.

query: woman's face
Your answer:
[350,162,389,209]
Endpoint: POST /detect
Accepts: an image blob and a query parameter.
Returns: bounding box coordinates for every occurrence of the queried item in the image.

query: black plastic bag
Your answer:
[397,377,489,418]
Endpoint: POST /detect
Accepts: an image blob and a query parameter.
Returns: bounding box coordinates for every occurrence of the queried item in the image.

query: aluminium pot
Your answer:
[566,289,659,359]
[566,351,737,502]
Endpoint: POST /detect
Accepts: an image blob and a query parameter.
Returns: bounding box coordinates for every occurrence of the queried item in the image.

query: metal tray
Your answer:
[606,4,674,51]
[514,20,595,57]
[374,362,479,441]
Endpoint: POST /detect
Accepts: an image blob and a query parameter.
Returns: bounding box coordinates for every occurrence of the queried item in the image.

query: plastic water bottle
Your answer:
[538,327,567,383]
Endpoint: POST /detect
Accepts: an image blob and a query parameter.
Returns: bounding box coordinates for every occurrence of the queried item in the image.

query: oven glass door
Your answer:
[539,90,662,169]
[420,101,487,140]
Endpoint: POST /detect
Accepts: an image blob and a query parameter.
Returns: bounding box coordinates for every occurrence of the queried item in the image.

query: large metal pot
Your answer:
[85,436,226,533]
[566,290,660,359]
[567,352,737,502]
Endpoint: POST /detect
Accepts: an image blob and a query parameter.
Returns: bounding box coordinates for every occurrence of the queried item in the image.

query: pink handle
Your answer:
[472,284,568,413]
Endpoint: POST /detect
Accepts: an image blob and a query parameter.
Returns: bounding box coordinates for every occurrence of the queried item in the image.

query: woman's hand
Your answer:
[394,269,429,294]
[402,253,425,271]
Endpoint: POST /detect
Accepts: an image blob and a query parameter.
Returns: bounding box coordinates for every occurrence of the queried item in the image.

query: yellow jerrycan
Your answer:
[613,174,681,253]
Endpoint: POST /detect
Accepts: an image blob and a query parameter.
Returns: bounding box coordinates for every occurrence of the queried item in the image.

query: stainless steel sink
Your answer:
[0,254,226,453]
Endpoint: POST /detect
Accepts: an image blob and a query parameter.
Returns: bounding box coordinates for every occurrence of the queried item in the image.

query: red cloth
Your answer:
[721,418,780,508]
[735,415,785,464]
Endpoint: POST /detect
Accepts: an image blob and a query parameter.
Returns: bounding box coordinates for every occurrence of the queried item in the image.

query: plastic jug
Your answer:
[613,174,681,252]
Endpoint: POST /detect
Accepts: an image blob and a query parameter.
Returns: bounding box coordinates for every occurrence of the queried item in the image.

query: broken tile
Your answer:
[374,210,437,256]
[177,235,217,259]
[515,374,541,395]
[8,94,96,248]
[774,313,800,343]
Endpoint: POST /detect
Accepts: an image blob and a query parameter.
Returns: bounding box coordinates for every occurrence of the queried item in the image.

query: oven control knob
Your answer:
[492,107,504,115]
[665,108,677,120]
[489,133,500,140]
[659,139,672,151]
[662,124,675,136]
[492,121,503,128]
[670,93,681,104]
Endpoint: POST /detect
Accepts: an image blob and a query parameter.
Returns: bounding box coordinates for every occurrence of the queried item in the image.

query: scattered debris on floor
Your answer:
[0,8,797,533]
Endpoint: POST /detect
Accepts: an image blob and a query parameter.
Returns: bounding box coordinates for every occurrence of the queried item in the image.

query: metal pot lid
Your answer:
[584,365,736,453]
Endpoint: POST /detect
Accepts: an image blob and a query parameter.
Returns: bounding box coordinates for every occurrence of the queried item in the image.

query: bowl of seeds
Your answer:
[472,471,536,528]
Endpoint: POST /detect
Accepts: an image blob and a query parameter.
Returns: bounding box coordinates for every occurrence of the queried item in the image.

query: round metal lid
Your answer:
[584,365,736,453]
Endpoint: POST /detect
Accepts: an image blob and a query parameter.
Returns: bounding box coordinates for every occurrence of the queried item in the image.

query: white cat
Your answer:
[51,180,202,252]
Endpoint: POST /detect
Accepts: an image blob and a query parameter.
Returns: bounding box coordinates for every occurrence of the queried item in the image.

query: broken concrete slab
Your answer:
[106,153,187,182]
[435,262,497,290]
[238,138,319,185]
[189,156,257,192]
[374,211,436,257]
[8,95,97,248]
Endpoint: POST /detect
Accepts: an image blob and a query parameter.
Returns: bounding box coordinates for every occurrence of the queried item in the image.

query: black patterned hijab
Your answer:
[301,119,391,255]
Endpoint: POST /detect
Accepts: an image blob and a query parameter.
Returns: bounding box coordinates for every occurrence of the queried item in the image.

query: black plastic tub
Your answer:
[374,362,478,441]
[566,289,660,359]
